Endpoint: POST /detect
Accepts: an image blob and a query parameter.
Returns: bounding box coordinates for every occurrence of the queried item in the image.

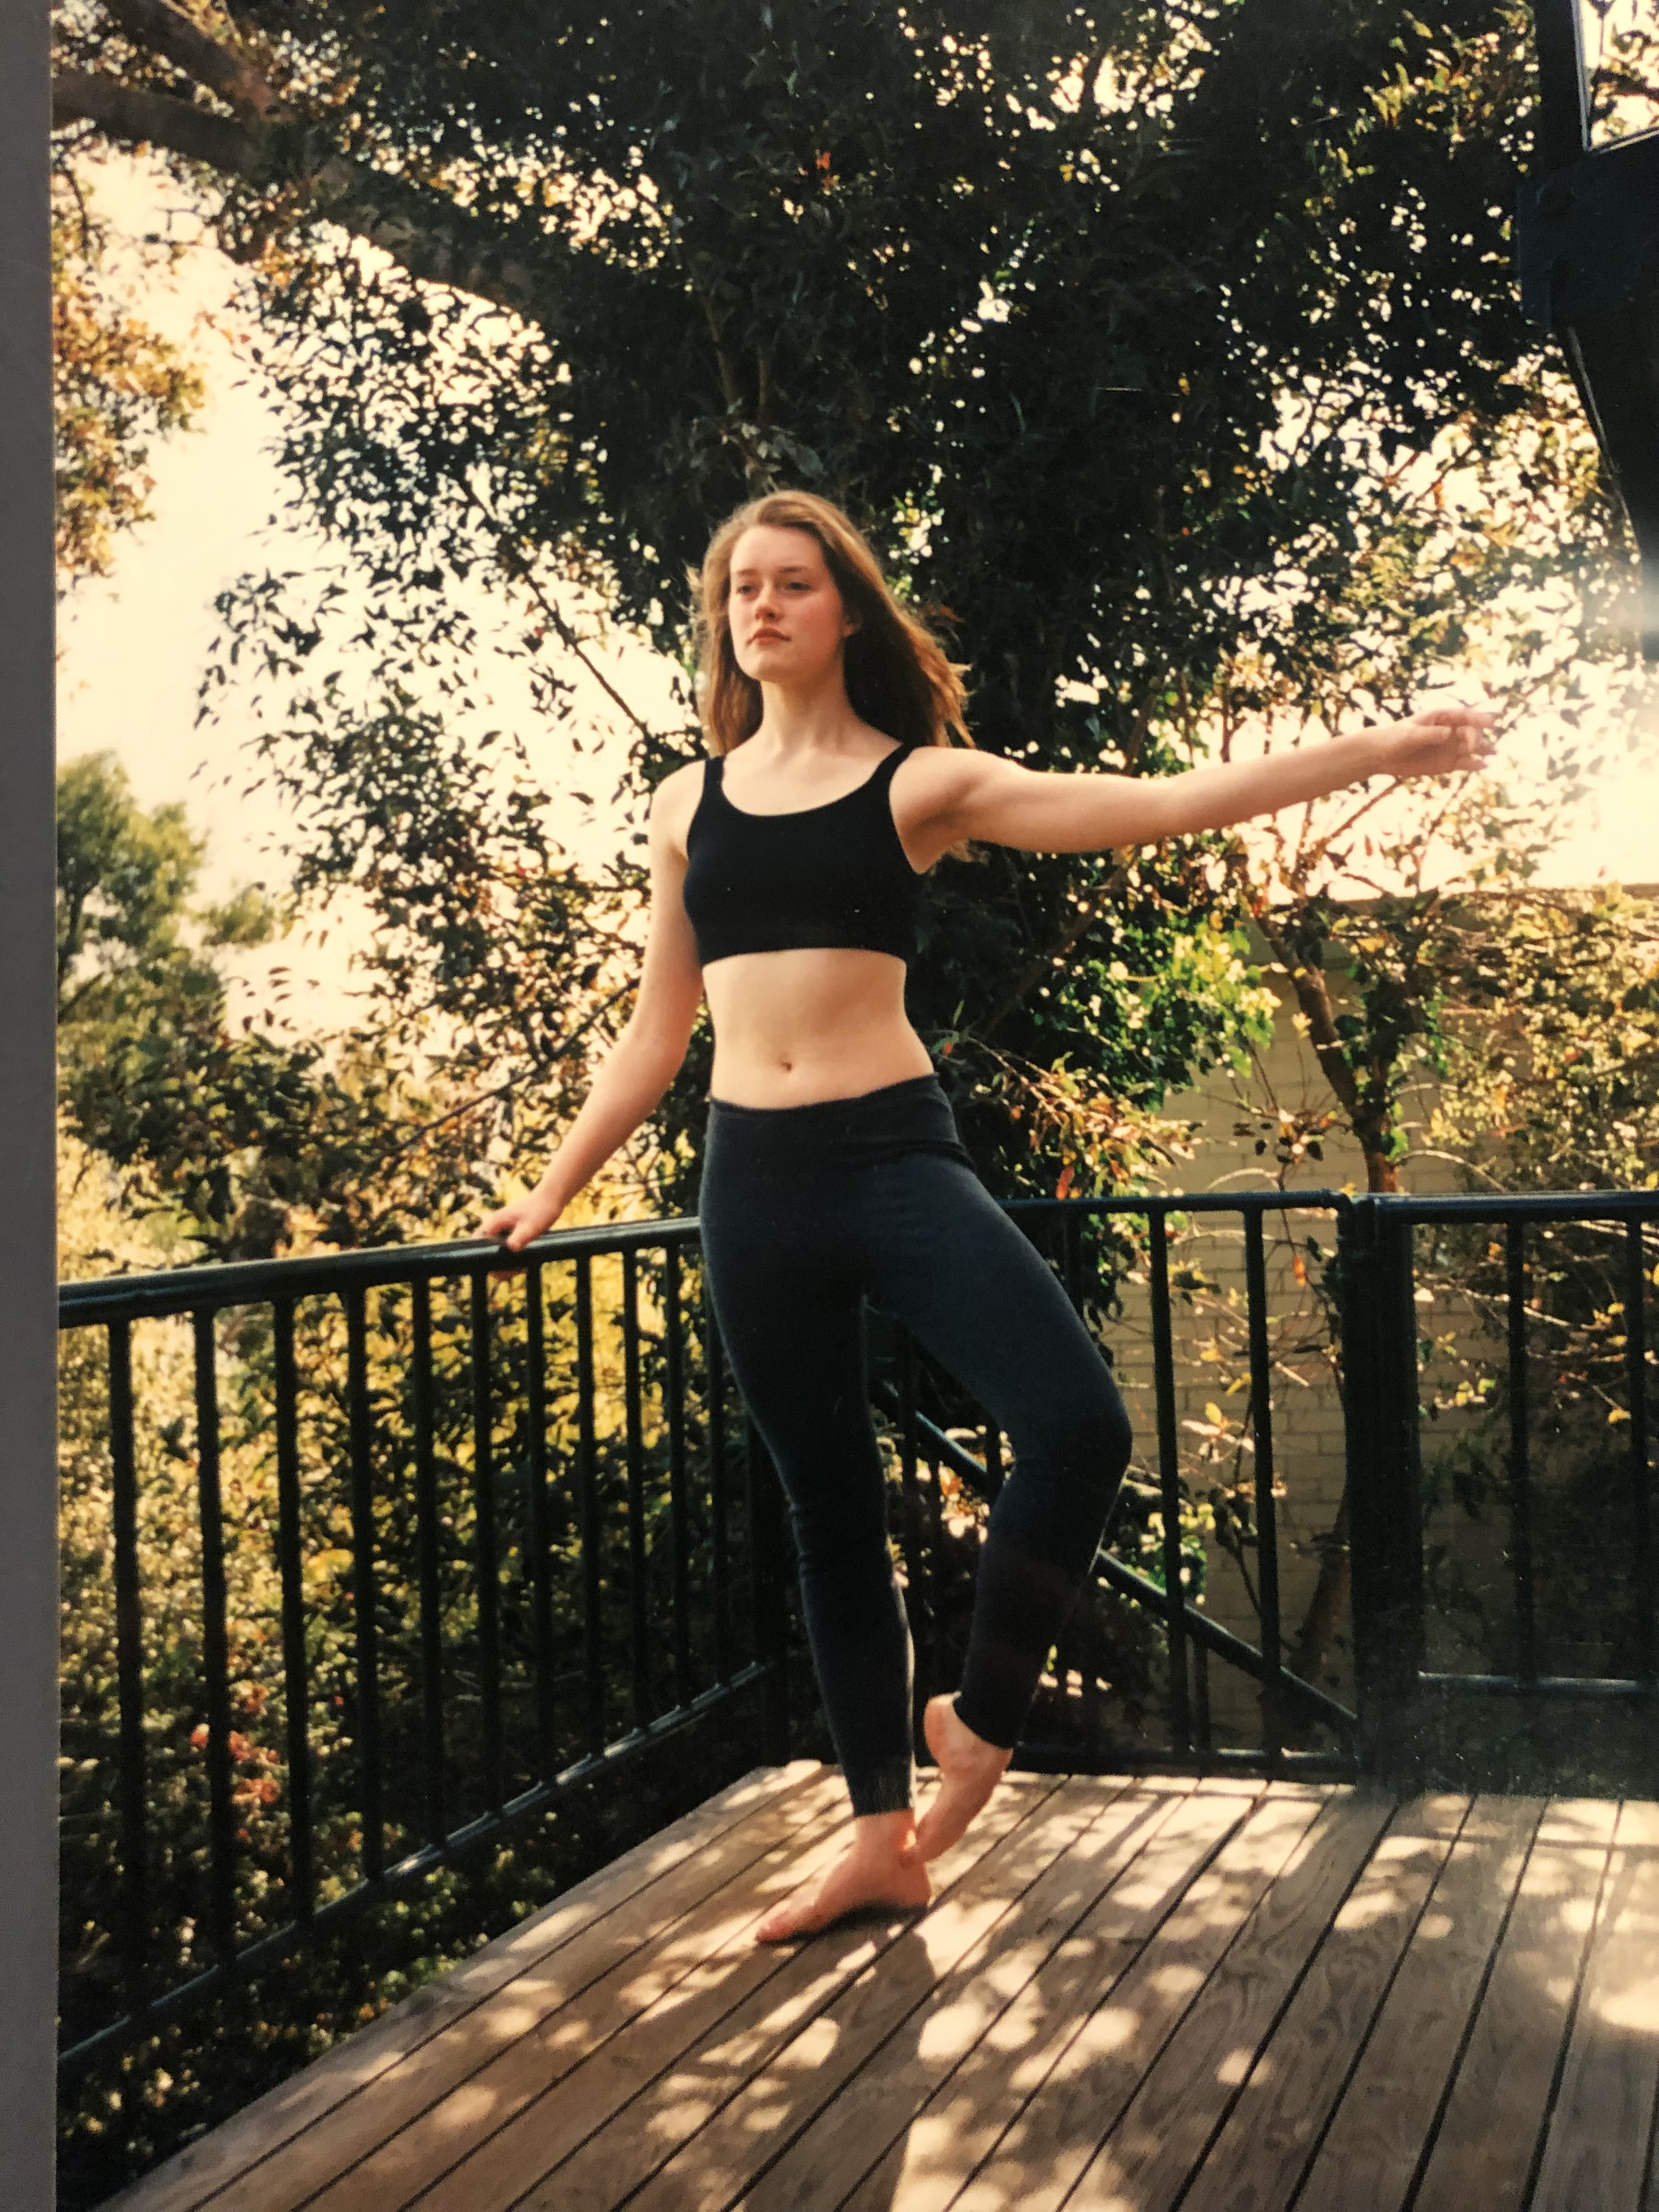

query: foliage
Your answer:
[1431,884,1659,1191]
[57,749,512,1257]
[59,0,1658,1211]
[51,163,205,594]
[55,1150,771,2202]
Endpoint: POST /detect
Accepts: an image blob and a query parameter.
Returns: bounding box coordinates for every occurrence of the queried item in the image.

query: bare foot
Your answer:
[915,1695,1012,1861]
[754,1818,932,1943]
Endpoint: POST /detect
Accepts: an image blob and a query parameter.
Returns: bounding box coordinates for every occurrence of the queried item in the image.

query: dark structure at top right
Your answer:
[1519,0,1659,657]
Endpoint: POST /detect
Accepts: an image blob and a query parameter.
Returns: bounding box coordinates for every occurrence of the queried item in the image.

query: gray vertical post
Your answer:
[0,1,60,2202]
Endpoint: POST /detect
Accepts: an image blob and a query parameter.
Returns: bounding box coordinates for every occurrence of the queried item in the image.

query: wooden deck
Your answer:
[109,1762,1659,2212]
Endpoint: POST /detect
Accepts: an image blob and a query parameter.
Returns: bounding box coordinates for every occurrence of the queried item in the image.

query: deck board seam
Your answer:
[714,1780,1110,2212]
[950,1778,1321,2212]
[651,1775,1080,2212]
[1040,1786,1389,2212]
[490,1775,1075,2212]
[817,1780,1220,2212]
[272,1770,856,2212]
[1095,1789,1407,2212]
[815,1778,1263,2212]
[104,1760,825,2212]
[343,1776,881,2212]
[723,1778,1193,2212]
[1387,1794,1551,2212]
[1268,1798,1479,2212]
[1517,1804,1626,2212]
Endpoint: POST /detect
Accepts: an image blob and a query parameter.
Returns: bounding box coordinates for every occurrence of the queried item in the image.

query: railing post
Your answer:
[1343,1198,1425,1781]
[746,1419,791,1766]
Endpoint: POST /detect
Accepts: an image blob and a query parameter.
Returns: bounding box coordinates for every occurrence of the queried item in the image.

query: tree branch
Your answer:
[100,0,279,116]
[51,70,558,326]
[52,65,259,172]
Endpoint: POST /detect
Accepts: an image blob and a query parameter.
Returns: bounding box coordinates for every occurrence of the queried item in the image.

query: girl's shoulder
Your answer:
[648,757,710,856]
[890,740,995,805]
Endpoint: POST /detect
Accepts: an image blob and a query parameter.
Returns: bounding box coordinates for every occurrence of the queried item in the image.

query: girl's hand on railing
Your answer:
[1368,704,1500,780]
[481,1187,566,1252]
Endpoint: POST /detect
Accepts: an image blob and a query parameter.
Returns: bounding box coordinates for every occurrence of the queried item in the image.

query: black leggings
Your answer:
[699,1074,1133,1817]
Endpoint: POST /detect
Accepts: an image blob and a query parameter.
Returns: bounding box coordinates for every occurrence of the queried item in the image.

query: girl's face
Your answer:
[727,525,858,688]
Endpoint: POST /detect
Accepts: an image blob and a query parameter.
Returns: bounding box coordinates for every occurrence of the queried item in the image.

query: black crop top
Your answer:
[682,743,923,967]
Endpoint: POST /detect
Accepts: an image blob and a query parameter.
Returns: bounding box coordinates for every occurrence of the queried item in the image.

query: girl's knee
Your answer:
[1024,1381,1133,1492]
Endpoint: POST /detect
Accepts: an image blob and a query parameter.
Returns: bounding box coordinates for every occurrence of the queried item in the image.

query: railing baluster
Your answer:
[272,1300,314,1917]
[575,1255,605,1756]
[1194,1635,1213,1754]
[1148,1214,1191,1757]
[664,1247,693,1711]
[108,1319,149,2007]
[524,1263,557,1779]
[622,1250,652,1731]
[192,1309,237,1962]
[1244,1212,1283,1764]
[469,1272,503,1813]
[1506,1221,1539,1688]
[1628,1220,1655,1690]
[344,1288,383,1880]
[410,1278,446,1848]
[705,1283,733,1684]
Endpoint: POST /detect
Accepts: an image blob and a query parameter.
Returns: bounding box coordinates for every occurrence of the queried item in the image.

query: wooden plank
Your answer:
[1295,1796,1543,2212]
[298,1767,859,2212]
[622,1777,1098,2212]
[412,1776,1097,2212]
[102,1760,825,2212]
[742,1781,1211,2212]
[522,1777,1070,2212]
[838,1781,1261,2212]
[1042,1786,1397,2212]
[1177,1797,1469,2212]
[1531,1799,1659,2212]
[950,1783,1340,2212]
[1412,1798,1620,2212]
[399,1787,1070,2212]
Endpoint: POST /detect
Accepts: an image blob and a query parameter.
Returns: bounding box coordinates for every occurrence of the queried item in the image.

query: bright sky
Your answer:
[57,158,1659,1037]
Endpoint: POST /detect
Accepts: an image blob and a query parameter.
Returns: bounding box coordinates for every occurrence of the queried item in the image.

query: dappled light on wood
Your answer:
[104,1765,1659,2212]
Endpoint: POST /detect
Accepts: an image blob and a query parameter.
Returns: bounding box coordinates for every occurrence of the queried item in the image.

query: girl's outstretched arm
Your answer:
[914,704,1499,857]
[482,768,704,1251]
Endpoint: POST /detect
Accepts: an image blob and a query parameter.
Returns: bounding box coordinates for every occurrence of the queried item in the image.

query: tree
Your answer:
[52,162,205,592]
[60,0,1650,1193]
[56,750,492,1257]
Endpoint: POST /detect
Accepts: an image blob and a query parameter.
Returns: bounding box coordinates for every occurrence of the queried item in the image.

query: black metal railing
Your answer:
[55,1183,1658,2079]
[57,1222,790,2084]
[1343,1189,1659,1784]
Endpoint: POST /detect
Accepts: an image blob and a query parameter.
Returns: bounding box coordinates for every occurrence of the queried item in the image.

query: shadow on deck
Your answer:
[106,1762,1659,2212]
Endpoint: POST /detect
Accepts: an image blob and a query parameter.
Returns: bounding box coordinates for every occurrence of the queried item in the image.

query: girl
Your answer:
[483,490,1495,1942]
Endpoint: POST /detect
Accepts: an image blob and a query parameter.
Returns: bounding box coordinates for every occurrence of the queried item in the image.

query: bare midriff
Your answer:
[702,946,934,1108]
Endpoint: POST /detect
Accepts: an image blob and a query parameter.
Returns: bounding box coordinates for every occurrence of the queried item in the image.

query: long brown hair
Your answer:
[693,490,972,757]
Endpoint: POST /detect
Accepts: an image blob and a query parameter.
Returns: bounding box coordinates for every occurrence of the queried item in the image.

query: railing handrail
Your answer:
[58,1183,1659,1325]
[1365,1189,1659,1223]
[57,1215,704,1325]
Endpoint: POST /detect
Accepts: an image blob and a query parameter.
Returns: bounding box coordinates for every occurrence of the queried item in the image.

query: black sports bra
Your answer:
[682,743,923,967]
